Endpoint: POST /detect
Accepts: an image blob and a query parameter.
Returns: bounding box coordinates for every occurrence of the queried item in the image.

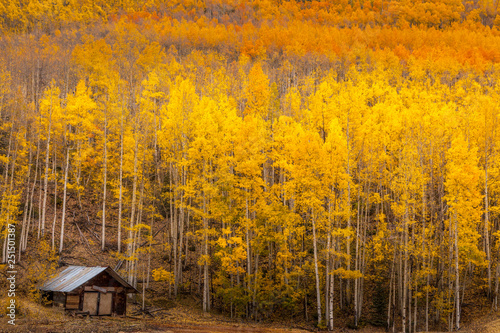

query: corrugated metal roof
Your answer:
[40,266,108,292]
[40,266,137,293]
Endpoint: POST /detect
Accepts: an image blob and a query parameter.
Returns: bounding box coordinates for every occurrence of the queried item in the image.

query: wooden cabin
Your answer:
[40,266,138,316]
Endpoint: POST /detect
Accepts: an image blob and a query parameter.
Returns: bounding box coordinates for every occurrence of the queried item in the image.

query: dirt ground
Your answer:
[482,318,500,333]
[2,315,500,333]
[462,316,500,333]
[0,300,499,333]
[0,301,376,333]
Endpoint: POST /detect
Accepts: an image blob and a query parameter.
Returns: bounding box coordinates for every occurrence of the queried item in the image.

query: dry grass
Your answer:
[0,297,312,333]
[1,297,500,333]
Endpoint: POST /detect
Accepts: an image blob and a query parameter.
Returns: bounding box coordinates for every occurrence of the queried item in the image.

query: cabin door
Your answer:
[82,292,98,315]
[98,293,113,315]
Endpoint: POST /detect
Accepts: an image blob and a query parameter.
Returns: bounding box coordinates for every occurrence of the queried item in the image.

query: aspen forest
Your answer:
[3,0,500,332]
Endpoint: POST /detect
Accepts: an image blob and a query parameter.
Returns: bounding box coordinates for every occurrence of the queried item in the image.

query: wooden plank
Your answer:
[92,285,108,293]
[66,294,80,310]
[98,293,113,315]
[82,292,98,315]
[84,286,116,292]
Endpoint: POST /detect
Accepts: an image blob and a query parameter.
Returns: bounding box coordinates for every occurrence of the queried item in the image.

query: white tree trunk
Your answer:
[51,153,57,251]
[59,147,70,253]
[40,107,53,238]
[101,107,107,251]
[312,212,322,326]
[117,109,124,253]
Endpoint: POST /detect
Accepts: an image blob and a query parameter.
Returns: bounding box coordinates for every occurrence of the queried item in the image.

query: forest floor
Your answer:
[0,296,384,333]
[462,314,500,333]
[1,298,499,333]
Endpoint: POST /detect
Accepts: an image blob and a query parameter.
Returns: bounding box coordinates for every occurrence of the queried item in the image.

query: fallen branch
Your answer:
[74,222,93,255]
[136,223,167,250]
[85,225,101,243]
[114,259,124,271]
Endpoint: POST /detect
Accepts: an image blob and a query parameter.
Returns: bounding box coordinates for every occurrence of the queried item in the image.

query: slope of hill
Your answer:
[2,1,500,331]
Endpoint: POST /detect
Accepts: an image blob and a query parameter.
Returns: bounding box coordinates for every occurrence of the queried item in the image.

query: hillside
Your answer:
[2,0,500,331]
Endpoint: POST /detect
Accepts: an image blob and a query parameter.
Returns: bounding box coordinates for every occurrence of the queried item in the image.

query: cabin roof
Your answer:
[40,266,138,293]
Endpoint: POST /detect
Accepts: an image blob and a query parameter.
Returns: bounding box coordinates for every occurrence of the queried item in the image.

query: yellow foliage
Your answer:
[331,267,363,279]
[152,267,175,284]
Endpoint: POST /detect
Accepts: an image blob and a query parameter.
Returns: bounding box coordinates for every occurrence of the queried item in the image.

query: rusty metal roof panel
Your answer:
[40,266,108,292]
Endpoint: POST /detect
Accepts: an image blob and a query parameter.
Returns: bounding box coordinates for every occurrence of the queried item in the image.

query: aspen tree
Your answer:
[288,125,328,327]
[62,81,96,251]
[117,101,124,253]
[59,147,69,253]
[18,138,33,261]
[157,77,197,295]
[0,123,13,211]
[101,101,107,251]
[47,88,66,251]
[245,62,270,119]
[469,94,499,299]
[127,118,139,285]
[1,128,24,263]
[72,37,118,255]
[38,84,61,238]
[21,134,40,255]
[323,117,349,330]
[445,133,484,331]
[50,146,57,251]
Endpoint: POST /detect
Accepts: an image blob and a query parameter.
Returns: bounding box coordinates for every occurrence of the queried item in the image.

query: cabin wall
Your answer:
[115,292,127,315]
[66,293,80,310]
[83,271,129,315]
[53,292,65,308]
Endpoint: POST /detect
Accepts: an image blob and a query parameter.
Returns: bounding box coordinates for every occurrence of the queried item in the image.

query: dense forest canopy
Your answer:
[2,0,500,331]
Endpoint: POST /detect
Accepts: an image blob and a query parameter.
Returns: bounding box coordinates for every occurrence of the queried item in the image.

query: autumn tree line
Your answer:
[2,0,500,331]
